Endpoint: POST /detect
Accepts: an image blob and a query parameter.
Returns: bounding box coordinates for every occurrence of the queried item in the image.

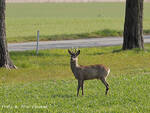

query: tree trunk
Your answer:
[122,0,144,50]
[0,0,16,69]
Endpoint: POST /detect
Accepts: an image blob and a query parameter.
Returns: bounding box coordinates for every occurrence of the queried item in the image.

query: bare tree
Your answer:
[0,0,16,69]
[123,0,144,50]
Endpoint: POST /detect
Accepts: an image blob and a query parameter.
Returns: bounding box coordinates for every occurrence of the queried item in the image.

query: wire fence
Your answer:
[6,0,150,3]
[6,0,126,3]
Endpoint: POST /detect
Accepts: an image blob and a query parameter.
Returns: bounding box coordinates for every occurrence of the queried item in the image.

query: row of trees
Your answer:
[0,0,144,69]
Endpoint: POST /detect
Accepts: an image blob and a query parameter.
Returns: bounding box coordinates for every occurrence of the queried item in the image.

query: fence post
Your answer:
[36,30,40,55]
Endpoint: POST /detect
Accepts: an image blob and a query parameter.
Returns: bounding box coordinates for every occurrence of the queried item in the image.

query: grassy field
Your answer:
[6,3,150,42]
[1,45,150,112]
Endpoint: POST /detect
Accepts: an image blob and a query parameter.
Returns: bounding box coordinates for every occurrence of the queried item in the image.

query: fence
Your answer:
[6,0,150,3]
[6,0,126,3]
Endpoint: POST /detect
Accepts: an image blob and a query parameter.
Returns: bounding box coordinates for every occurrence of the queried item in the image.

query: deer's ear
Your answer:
[68,49,73,55]
[76,50,80,56]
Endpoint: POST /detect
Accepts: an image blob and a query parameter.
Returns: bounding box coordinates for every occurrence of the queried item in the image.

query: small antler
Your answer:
[68,49,73,55]
[75,48,78,54]
[68,48,80,55]
[71,47,74,53]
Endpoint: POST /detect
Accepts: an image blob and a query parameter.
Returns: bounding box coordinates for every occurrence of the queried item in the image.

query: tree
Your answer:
[122,0,144,50]
[0,0,16,69]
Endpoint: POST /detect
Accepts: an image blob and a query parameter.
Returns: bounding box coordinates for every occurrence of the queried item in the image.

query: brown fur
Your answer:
[77,64,109,80]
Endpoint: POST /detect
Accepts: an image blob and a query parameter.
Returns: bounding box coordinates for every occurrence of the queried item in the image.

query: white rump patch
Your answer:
[107,69,110,76]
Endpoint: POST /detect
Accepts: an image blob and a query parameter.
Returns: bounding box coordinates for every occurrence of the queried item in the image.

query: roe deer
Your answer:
[68,49,110,96]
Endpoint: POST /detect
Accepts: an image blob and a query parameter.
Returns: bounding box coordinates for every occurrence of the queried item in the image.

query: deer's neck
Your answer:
[70,58,79,78]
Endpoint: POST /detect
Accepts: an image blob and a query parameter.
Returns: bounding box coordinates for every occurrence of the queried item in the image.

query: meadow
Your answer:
[0,45,150,112]
[1,2,150,112]
[6,3,150,42]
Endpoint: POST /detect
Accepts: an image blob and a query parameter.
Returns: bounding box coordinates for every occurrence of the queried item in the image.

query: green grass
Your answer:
[6,3,150,42]
[1,75,150,112]
[1,45,150,112]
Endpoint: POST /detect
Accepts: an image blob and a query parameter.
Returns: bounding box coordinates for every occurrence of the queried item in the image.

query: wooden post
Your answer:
[36,30,39,55]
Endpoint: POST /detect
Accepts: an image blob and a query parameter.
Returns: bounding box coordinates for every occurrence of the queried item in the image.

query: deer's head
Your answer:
[68,49,80,62]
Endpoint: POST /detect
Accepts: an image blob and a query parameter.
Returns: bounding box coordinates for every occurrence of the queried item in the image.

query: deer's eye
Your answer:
[71,55,76,58]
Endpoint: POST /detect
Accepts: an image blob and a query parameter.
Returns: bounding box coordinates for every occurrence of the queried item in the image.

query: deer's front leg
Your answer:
[77,80,82,96]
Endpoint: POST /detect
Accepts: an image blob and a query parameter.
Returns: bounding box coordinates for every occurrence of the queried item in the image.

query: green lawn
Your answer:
[1,45,150,112]
[6,3,150,42]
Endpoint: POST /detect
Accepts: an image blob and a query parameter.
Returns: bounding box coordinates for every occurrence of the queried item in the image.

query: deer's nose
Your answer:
[72,57,77,61]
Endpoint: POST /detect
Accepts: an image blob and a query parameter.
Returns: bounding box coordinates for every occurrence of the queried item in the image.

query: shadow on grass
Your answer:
[112,49,123,53]
[39,29,123,40]
[112,48,147,53]
[87,52,105,56]
[10,51,66,57]
[51,94,75,98]
[8,29,123,43]
[7,29,150,43]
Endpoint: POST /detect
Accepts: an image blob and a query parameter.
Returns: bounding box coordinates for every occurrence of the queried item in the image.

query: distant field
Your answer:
[6,3,150,42]
[1,45,150,112]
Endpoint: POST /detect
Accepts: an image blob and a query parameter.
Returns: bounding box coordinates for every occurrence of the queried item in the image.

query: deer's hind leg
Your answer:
[77,80,83,96]
[100,78,109,95]
[81,80,84,96]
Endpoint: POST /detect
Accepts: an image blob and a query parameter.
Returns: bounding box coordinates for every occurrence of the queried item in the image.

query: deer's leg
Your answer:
[101,78,109,95]
[81,80,84,96]
[77,80,81,96]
